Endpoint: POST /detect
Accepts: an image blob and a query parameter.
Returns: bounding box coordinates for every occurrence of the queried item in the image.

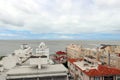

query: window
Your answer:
[81,72,83,76]
[104,76,113,80]
[117,78,120,80]
[41,55,47,58]
[94,77,100,80]
[78,77,82,80]
[117,76,120,80]
[75,68,78,71]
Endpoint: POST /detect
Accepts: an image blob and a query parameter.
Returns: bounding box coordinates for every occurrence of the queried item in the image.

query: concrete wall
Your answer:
[7,75,67,80]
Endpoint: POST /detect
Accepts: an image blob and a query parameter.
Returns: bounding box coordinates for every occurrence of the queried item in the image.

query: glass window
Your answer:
[116,76,120,80]
[117,78,120,80]
[104,76,113,80]
[94,77,100,80]
[117,76,120,80]
[81,72,83,76]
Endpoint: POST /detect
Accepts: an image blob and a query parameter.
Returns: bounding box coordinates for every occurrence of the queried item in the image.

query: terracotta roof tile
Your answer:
[56,51,66,55]
[68,58,78,63]
[84,65,120,76]
[68,59,120,76]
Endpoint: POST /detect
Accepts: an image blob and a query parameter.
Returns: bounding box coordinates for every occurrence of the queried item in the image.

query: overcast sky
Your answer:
[0,0,120,40]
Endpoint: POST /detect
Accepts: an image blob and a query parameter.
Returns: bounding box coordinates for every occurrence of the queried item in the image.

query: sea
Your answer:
[0,40,120,56]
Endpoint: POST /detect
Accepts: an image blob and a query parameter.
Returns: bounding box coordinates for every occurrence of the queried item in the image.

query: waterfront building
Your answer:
[66,44,83,59]
[68,58,120,80]
[0,42,67,80]
[36,42,49,60]
[99,44,120,69]
[14,44,33,58]
[54,51,67,63]
[6,64,68,80]
[0,44,32,70]
[66,44,120,69]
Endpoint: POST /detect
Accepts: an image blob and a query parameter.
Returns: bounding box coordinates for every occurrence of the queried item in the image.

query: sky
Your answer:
[0,0,120,40]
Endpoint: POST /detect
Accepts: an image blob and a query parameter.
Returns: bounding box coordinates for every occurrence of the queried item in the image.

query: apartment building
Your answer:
[66,44,120,69]
[99,44,120,69]
[68,58,120,80]
[66,44,83,59]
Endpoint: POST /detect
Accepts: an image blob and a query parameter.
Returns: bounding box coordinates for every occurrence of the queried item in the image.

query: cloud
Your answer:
[0,0,120,35]
[0,33,17,37]
[0,30,120,40]
[58,35,74,39]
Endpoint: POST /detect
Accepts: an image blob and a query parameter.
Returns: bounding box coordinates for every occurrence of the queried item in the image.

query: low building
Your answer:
[53,51,67,64]
[36,42,49,60]
[5,42,68,80]
[6,64,68,80]
[68,58,120,80]
[14,44,33,58]
[0,42,67,80]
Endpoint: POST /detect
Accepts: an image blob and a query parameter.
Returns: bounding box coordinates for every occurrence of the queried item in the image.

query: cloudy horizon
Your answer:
[0,0,120,40]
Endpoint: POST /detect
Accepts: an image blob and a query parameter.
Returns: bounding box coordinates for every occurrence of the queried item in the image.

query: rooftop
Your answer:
[84,65,120,76]
[56,51,66,55]
[68,58,80,63]
[6,64,68,79]
[72,59,120,77]
[74,61,98,71]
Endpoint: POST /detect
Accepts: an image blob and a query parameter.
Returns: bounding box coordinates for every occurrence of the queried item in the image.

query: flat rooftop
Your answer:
[73,60,120,77]
[6,64,68,79]
[74,60,98,71]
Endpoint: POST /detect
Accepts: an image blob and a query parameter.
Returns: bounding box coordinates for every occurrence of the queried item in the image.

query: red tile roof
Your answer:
[119,53,120,57]
[84,65,120,77]
[56,51,66,55]
[55,56,65,60]
[68,58,78,63]
[68,58,120,77]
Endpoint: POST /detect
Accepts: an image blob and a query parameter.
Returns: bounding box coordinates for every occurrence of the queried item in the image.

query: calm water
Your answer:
[0,40,120,56]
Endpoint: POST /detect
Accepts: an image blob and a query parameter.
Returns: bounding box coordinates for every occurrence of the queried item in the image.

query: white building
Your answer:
[0,42,67,80]
[14,44,33,58]
[35,42,52,65]
[0,55,20,69]
[36,42,49,59]
[6,64,68,80]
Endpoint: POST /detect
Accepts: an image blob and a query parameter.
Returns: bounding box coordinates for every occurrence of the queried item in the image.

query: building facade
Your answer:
[66,44,120,69]
[68,58,120,80]
[66,44,83,59]
[99,45,120,69]
[6,64,68,80]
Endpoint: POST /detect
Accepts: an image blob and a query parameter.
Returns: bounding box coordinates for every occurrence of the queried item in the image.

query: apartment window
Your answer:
[117,76,120,80]
[94,77,100,80]
[75,68,78,71]
[81,72,83,76]
[117,78,120,80]
[69,62,71,66]
[104,76,113,80]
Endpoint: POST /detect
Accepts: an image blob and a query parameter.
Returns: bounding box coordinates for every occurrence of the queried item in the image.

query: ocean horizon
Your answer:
[0,40,120,56]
